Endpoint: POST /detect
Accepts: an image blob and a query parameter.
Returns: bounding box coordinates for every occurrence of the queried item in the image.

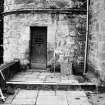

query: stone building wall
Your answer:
[4,0,86,73]
[0,0,3,64]
[4,0,84,12]
[88,0,105,81]
[4,13,55,65]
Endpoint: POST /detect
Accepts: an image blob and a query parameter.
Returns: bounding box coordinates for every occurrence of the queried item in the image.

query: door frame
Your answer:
[29,26,47,69]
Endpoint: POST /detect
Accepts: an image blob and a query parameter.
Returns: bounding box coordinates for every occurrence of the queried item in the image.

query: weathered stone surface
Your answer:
[56,91,87,97]
[12,90,38,104]
[4,13,86,68]
[4,0,86,74]
[88,0,105,81]
[6,89,91,105]
[4,0,85,12]
[38,90,55,96]
[37,96,67,105]
[67,96,91,105]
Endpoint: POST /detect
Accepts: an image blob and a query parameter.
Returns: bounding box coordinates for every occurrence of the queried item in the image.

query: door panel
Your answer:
[30,27,47,69]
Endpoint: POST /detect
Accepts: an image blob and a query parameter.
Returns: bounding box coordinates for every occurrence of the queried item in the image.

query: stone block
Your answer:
[61,62,72,76]
[101,43,105,51]
[98,53,105,61]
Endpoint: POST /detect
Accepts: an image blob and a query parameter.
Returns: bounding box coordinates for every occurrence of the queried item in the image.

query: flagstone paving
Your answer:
[9,70,80,84]
[3,89,91,105]
[67,96,90,105]
[4,70,96,105]
[8,69,97,86]
[37,96,67,105]
[12,90,38,104]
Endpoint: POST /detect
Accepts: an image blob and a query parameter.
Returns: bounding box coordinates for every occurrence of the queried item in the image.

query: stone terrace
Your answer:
[5,69,97,91]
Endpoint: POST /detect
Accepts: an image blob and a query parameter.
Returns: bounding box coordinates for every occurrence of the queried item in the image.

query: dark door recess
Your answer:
[30,27,47,69]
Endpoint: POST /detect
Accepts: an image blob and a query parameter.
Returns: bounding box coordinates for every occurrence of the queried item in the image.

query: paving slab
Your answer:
[45,75,60,83]
[67,96,91,105]
[5,89,19,104]
[61,79,79,84]
[12,90,38,104]
[39,90,55,96]
[38,75,46,79]
[12,98,36,104]
[36,96,68,105]
[16,90,38,98]
[23,74,34,78]
[0,104,11,105]
[11,75,26,81]
[56,91,87,97]
[31,72,40,76]
[9,70,80,85]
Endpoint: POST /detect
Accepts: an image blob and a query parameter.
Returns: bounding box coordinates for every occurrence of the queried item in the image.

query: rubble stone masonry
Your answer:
[88,0,105,81]
[3,0,86,74]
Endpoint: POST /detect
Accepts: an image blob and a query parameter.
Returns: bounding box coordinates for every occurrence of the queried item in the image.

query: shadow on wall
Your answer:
[72,61,84,76]
[0,46,3,65]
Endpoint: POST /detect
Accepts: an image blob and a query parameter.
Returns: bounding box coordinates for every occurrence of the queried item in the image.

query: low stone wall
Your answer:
[0,60,21,81]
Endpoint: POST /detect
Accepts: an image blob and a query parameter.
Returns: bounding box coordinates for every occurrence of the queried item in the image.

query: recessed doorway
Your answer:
[30,26,47,69]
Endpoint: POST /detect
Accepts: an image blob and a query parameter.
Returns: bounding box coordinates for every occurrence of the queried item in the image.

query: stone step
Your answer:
[6,81,96,91]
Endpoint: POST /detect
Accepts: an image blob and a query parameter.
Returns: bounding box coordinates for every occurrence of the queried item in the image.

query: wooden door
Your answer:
[30,27,47,69]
